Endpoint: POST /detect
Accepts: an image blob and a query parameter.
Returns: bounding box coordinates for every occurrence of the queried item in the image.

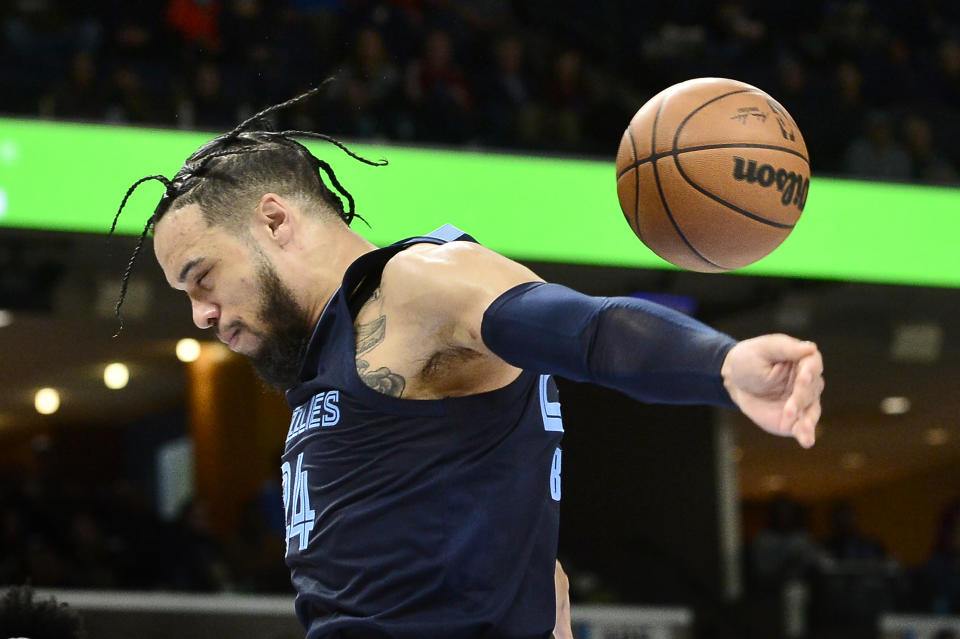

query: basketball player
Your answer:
[113,89,823,639]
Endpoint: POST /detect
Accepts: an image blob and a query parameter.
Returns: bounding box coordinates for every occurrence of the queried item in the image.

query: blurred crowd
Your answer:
[0,477,291,594]
[743,496,960,636]
[1,0,960,184]
[9,472,960,636]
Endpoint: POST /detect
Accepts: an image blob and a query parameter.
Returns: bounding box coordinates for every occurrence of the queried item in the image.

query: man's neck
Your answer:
[303,226,378,326]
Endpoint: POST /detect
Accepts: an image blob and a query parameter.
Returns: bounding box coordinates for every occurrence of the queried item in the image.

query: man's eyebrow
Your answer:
[178,257,206,283]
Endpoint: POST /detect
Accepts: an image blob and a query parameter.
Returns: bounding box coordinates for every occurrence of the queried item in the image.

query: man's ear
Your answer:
[256,193,295,247]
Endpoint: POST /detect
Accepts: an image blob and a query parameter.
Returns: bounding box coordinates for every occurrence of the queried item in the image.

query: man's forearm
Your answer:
[481,282,737,406]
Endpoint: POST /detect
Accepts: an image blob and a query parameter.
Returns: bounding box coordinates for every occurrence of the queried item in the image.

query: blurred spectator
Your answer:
[286,0,346,66]
[103,66,166,125]
[713,0,772,80]
[166,0,222,54]
[903,115,960,185]
[933,39,960,107]
[328,27,402,139]
[226,498,291,593]
[0,477,257,593]
[220,0,272,66]
[453,0,516,36]
[160,499,232,591]
[771,56,825,158]
[716,1,768,46]
[38,51,104,121]
[99,3,166,69]
[22,535,68,588]
[821,0,889,59]
[176,62,238,129]
[539,48,591,152]
[919,500,960,614]
[404,28,473,143]
[2,1,100,63]
[823,501,886,562]
[99,479,166,589]
[478,35,538,148]
[748,495,826,591]
[843,110,913,180]
[1,0,960,185]
[811,60,868,172]
[1,1,98,112]
[866,37,928,108]
[0,504,27,585]
[65,510,120,589]
[640,20,709,95]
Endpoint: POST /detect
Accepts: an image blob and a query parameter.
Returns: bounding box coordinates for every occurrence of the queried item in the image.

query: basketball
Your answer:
[615,77,810,272]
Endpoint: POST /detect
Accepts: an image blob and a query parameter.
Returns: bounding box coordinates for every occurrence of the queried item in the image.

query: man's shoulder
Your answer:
[377,240,542,336]
[379,241,492,314]
[385,240,490,277]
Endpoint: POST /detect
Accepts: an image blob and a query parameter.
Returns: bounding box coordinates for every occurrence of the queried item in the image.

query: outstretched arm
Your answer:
[481,281,737,406]
[481,281,823,447]
[383,241,824,447]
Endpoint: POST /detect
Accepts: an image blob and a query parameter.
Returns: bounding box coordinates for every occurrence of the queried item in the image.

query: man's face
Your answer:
[154,204,312,390]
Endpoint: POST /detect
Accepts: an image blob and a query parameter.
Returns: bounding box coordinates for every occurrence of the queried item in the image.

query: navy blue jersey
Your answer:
[281,225,565,639]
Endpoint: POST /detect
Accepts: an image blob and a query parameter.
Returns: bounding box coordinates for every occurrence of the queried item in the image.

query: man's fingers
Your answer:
[793,354,825,407]
[779,398,799,436]
[788,362,823,448]
[803,348,824,377]
[794,402,821,448]
[758,334,819,363]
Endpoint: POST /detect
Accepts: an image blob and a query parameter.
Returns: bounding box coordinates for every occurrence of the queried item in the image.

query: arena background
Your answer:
[1,2,960,638]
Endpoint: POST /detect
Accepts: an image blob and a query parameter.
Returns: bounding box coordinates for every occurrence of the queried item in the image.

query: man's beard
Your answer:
[248,260,313,391]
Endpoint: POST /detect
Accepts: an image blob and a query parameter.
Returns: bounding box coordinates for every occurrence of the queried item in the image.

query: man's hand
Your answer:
[721,334,824,448]
[553,560,573,639]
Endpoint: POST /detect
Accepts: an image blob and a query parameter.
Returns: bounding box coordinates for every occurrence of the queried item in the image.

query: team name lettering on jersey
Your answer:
[287,390,341,442]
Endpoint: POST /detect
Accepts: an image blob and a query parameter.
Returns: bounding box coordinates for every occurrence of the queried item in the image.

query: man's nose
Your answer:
[191,298,219,329]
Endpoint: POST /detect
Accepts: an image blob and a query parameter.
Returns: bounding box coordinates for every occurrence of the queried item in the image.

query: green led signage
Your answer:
[0,117,957,287]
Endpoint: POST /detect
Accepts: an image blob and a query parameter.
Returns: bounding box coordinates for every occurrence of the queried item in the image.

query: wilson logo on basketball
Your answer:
[732,157,809,211]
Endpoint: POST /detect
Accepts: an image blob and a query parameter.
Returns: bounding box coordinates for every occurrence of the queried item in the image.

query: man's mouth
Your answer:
[219,328,240,351]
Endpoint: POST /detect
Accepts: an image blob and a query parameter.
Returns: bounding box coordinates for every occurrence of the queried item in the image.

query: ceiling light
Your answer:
[924,428,949,446]
[34,388,60,415]
[890,323,942,363]
[0,310,12,328]
[762,475,785,491]
[103,363,129,390]
[880,396,911,415]
[841,452,865,470]
[176,338,201,363]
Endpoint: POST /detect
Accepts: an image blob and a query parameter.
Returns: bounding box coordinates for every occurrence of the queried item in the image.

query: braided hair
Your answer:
[108,82,386,334]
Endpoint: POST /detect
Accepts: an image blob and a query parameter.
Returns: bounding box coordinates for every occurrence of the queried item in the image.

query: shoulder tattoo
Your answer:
[355,311,406,398]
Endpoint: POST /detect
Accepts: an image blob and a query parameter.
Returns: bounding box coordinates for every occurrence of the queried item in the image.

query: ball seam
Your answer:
[651,93,725,269]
